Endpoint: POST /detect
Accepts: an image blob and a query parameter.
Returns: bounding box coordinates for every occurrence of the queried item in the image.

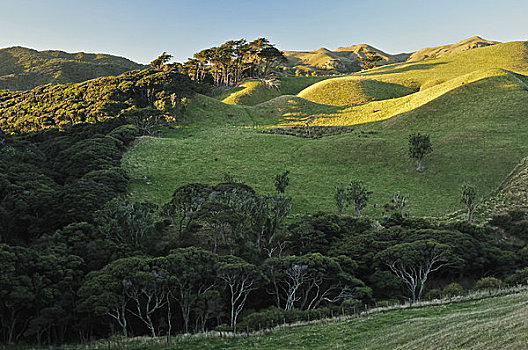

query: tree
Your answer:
[217,256,262,331]
[150,52,173,70]
[359,50,383,70]
[384,191,408,218]
[122,258,169,337]
[408,132,432,172]
[460,183,478,222]
[274,170,290,195]
[157,248,218,333]
[346,180,371,217]
[253,194,293,256]
[164,183,213,233]
[375,239,452,303]
[263,253,366,311]
[78,257,149,337]
[94,199,157,251]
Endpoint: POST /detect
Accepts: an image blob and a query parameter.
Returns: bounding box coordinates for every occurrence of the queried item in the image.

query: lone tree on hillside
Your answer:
[274,170,290,196]
[409,132,432,172]
[359,50,383,70]
[460,182,478,222]
[346,180,372,217]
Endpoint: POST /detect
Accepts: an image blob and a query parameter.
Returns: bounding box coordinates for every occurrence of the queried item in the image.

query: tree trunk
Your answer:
[416,159,424,172]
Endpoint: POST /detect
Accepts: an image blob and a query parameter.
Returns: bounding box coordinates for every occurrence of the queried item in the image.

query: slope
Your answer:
[169,289,528,350]
[0,46,145,90]
[283,44,408,73]
[407,36,499,62]
[123,40,528,218]
[296,40,528,113]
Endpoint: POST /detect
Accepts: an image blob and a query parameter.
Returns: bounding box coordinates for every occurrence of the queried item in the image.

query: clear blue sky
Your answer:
[1,0,527,64]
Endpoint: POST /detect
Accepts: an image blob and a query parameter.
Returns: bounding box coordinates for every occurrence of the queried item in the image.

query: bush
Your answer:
[107,124,140,146]
[237,305,353,332]
[505,267,528,286]
[475,277,502,290]
[443,283,463,297]
[424,288,442,300]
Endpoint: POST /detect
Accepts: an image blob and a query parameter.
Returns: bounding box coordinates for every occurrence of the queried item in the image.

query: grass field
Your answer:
[123,41,528,218]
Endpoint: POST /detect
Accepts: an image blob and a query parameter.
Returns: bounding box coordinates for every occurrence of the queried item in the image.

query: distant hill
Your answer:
[0,46,145,90]
[407,36,499,62]
[282,36,499,74]
[283,44,409,74]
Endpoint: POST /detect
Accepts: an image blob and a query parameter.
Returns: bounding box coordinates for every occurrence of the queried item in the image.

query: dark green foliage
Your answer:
[346,180,372,217]
[82,168,129,194]
[94,199,158,252]
[182,38,286,87]
[0,69,200,134]
[442,282,464,297]
[0,46,145,90]
[475,277,502,290]
[408,132,432,172]
[274,170,290,195]
[106,124,140,146]
[54,136,123,182]
[505,267,528,286]
[150,52,173,70]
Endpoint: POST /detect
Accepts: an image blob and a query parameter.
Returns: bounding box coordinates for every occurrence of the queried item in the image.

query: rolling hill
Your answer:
[407,36,499,62]
[283,44,409,73]
[280,36,497,75]
[0,46,145,90]
[123,40,528,219]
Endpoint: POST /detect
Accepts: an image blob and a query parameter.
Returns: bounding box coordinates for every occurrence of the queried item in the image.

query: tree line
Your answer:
[151,38,287,87]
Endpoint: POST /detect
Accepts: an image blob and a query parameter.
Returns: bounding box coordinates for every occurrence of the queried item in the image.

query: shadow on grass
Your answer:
[361,61,449,77]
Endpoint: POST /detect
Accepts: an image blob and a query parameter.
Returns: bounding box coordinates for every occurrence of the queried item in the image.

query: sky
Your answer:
[0,0,527,64]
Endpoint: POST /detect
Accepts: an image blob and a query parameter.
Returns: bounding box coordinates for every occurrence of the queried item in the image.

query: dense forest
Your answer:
[1,42,528,346]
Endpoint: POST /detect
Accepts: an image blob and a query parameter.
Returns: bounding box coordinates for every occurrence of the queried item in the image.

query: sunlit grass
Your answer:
[123,41,528,218]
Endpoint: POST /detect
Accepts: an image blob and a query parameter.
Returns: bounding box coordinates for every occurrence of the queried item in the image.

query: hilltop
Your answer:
[0,46,145,90]
[281,36,498,74]
[407,36,499,61]
[283,44,409,73]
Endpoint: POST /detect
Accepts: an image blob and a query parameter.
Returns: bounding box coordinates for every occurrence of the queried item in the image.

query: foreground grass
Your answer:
[52,289,528,350]
[169,290,528,350]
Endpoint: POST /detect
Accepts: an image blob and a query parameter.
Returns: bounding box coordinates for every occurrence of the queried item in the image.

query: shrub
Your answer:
[475,277,502,290]
[424,288,442,300]
[107,124,140,146]
[443,283,463,297]
[505,267,528,286]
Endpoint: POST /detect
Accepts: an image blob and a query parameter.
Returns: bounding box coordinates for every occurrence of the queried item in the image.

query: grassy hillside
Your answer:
[168,289,528,350]
[407,36,499,62]
[297,77,416,106]
[217,76,328,106]
[0,46,145,90]
[66,289,528,350]
[283,44,409,74]
[123,40,528,218]
[222,80,281,106]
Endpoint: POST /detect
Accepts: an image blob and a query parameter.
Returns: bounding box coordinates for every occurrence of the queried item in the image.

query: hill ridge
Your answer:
[0,46,145,90]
